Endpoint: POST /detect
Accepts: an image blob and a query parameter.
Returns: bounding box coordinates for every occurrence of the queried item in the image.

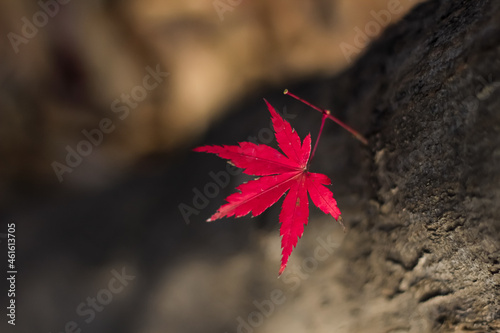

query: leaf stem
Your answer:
[284,89,368,145]
[309,111,328,166]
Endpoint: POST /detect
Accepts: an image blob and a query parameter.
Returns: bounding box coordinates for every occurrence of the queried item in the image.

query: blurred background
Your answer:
[0,0,422,332]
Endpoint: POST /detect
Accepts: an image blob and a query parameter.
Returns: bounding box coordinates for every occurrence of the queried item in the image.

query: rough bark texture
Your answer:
[330,0,500,330]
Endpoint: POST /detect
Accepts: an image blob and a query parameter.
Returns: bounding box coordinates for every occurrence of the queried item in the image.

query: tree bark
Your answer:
[328,0,500,331]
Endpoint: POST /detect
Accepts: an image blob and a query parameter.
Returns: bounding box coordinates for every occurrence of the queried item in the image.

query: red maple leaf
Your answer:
[194,99,343,275]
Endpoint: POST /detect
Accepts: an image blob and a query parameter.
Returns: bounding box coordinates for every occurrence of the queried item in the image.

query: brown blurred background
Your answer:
[0,1,424,333]
[0,0,422,192]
